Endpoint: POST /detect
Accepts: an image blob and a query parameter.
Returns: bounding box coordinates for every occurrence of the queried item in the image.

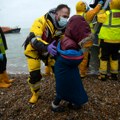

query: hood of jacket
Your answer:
[61,15,91,50]
[45,8,66,31]
[65,15,91,43]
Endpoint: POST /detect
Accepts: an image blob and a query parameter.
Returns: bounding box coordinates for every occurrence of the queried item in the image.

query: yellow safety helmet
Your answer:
[109,0,120,9]
[76,1,89,13]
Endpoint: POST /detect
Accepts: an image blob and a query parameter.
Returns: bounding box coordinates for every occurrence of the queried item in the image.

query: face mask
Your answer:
[58,17,68,27]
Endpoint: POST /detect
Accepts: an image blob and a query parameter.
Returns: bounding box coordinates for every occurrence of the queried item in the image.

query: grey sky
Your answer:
[0,0,93,28]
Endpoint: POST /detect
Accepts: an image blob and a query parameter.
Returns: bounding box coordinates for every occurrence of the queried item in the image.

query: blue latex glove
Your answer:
[0,53,3,61]
[98,0,104,5]
[47,40,57,56]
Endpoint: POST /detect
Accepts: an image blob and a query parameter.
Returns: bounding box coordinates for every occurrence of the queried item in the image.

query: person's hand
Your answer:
[78,34,94,48]
[98,0,104,5]
[98,9,106,14]
[0,53,3,61]
[47,40,57,56]
[97,10,107,23]
[82,40,93,48]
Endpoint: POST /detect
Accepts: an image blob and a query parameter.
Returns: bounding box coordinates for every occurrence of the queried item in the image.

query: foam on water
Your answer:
[5,28,30,74]
[5,29,120,74]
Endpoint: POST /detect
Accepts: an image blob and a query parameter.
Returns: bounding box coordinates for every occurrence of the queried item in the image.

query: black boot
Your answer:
[51,97,65,112]
[51,101,65,112]
[109,73,118,80]
[67,102,81,110]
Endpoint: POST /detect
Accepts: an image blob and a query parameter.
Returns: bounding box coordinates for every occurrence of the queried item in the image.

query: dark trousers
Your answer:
[100,40,120,61]
[0,54,7,73]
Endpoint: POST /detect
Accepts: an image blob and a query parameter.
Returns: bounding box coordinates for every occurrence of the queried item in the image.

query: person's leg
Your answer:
[43,57,55,76]
[67,102,81,110]
[51,96,64,112]
[0,54,11,88]
[98,41,110,81]
[110,43,120,80]
[52,97,61,106]
[44,66,52,75]
[1,54,14,83]
[27,58,42,103]
[50,57,64,112]
[79,51,89,78]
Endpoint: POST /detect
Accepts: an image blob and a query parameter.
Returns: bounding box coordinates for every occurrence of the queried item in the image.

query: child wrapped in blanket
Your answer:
[51,15,94,112]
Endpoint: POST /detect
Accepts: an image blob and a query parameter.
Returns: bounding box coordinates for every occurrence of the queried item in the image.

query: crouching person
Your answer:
[23,4,70,104]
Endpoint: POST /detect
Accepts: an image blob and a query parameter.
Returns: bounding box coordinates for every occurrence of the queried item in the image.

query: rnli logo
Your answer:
[113,12,120,18]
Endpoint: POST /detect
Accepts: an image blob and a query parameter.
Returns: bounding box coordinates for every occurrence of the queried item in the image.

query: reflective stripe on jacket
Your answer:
[0,35,5,54]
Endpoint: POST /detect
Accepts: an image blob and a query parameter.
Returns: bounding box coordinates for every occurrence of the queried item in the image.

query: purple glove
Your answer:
[47,40,57,56]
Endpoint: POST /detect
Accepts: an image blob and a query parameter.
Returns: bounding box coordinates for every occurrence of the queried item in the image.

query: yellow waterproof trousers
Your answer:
[26,57,55,103]
[99,41,119,74]
[27,56,55,91]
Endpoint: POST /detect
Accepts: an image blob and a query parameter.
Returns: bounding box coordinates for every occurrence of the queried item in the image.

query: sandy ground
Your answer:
[0,74,120,120]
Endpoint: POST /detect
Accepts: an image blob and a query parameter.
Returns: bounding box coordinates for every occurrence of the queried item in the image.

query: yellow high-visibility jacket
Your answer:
[0,27,7,54]
[98,9,120,43]
[24,12,65,59]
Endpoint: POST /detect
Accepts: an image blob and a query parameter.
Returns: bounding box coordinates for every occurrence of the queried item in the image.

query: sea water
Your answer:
[6,28,45,74]
[5,28,29,74]
[5,28,120,74]
[5,28,99,75]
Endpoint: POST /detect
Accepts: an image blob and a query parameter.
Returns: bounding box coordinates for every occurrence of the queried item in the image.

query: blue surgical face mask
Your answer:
[58,17,68,27]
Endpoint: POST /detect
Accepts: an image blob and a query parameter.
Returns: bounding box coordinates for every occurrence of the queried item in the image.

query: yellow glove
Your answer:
[83,40,93,48]
[97,10,107,23]
[78,34,94,48]
[98,9,106,14]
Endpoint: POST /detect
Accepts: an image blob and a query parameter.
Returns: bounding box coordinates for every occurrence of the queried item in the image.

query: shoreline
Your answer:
[0,74,119,119]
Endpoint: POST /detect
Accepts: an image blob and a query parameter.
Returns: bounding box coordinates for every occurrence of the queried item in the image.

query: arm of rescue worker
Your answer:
[97,10,107,23]
[30,17,57,56]
[78,34,94,48]
[85,1,103,22]
[30,37,48,52]
[30,16,49,52]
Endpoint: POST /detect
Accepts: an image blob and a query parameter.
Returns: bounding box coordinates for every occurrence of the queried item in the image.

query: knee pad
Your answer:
[29,70,42,84]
